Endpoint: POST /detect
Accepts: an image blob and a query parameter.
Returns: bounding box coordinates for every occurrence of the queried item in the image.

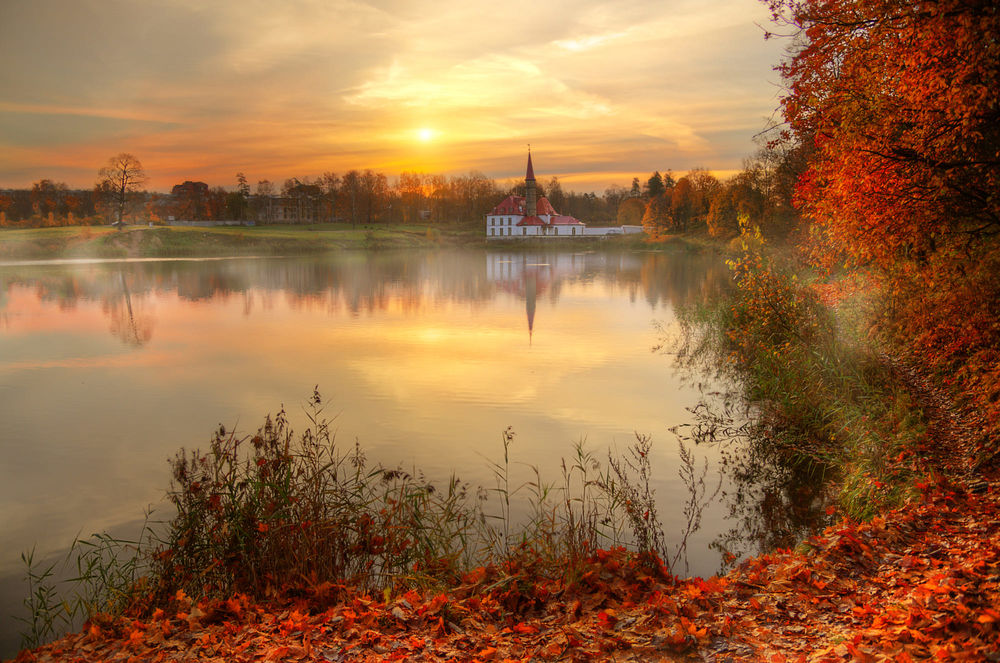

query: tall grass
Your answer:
[674,219,926,520]
[19,390,717,649]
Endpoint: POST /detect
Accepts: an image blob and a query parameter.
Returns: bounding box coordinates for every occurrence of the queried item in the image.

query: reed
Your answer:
[20,389,710,649]
[675,220,925,520]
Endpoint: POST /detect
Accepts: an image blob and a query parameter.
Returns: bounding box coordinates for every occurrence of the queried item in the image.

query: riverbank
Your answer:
[10,476,998,662]
[0,225,698,261]
[10,226,997,661]
[0,224,478,260]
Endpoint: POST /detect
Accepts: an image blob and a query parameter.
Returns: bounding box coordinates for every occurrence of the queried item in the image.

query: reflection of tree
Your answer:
[5,250,732,349]
[668,307,832,571]
[104,270,154,346]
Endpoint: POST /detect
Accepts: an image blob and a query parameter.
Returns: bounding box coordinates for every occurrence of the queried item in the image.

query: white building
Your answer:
[486,153,587,238]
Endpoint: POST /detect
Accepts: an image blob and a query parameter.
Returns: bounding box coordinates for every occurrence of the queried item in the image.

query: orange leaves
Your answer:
[19,480,1000,663]
[511,622,538,635]
[596,609,618,629]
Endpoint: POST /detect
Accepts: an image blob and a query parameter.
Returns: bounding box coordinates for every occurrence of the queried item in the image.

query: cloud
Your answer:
[0,0,785,191]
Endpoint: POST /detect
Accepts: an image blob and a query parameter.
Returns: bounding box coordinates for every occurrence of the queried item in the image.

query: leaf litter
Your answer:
[9,473,1000,662]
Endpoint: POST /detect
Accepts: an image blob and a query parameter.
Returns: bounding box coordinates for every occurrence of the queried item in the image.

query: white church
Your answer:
[485,152,587,238]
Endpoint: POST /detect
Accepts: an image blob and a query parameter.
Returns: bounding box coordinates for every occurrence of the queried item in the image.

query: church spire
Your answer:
[525,147,537,217]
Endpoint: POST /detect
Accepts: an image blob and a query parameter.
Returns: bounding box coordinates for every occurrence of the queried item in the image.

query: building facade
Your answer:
[485,153,586,238]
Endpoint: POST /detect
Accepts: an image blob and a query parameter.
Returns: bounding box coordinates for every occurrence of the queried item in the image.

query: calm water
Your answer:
[0,248,785,652]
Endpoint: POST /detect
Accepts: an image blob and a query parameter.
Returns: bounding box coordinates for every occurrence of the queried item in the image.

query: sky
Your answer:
[0,0,786,193]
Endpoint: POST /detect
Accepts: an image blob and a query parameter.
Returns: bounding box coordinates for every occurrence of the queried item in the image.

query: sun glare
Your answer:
[416,127,436,142]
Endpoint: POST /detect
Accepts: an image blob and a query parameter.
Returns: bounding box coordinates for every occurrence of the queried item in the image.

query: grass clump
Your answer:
[154,389,478,599]
[676,219,926,520]
[20,391,716,651]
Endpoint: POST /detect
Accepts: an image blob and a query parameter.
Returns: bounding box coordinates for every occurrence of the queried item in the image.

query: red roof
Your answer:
[536,197,556,215]
[517,215,547,226]
[489,195,558,216]
[549,215,584,225]
[490,195,525,216]
[526,152,535,181]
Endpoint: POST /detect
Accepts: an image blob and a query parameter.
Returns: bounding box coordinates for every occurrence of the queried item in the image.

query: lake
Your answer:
[0,247,814,654]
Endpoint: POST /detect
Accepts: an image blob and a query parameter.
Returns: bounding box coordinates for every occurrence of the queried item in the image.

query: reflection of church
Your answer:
[485,152,586,238]
[488,253,595,342]
[488,255,554,342]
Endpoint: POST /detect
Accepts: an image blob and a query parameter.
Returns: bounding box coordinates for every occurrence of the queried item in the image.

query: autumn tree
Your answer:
[670,177,695,232]
[641,192,672,237]
[97,153,147,228]
[770,0,1000,455]
[396,172,426,223]
[617,197,646,226]
[30,179,68,219]
[0,192,12,226]
[768,0,1000,266]
[707,186,739,238]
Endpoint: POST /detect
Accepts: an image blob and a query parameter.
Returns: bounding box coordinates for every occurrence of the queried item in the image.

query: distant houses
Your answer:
[159,180,334,225]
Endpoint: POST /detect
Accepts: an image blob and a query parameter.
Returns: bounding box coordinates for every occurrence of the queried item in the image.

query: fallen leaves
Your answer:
[10,478,1000,662]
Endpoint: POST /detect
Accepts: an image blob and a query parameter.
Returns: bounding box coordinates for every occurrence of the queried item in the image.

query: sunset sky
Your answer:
[0,0,785,193]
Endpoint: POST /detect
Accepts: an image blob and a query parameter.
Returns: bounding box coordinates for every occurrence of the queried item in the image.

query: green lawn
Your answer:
[0,223,485,259]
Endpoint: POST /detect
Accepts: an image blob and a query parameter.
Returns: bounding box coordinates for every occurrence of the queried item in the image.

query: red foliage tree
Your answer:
[769,0,1000,458]
[769,0,1000,267]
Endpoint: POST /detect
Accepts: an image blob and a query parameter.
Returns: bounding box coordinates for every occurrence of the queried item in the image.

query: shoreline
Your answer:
[0,224,716,262]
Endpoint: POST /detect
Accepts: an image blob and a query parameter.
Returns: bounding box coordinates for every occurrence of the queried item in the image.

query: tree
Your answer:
[768,0,1000,267]
[670,178,694,232]
[233,172,250,221]
[319,171,340,222]
[397,172,426,224]
[340,170,362,227]
[641,193,672,236]
[629,177,641,198]
[252,179,275,224]
[707,185,738,238]
[545,176,565,212]
[30,179,67,218]
[359,170,388,224]
[617,197,646,226]
[97,153,147,229]
[644,171,666,199]
[603,184,628,213]
[769,0,1000,456]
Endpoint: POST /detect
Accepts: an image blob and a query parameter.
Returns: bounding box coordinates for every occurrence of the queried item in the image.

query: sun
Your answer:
[416,127,436,142]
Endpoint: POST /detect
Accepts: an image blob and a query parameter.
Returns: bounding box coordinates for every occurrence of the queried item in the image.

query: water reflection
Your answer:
[1,251,730,346]
[1,248,744,656]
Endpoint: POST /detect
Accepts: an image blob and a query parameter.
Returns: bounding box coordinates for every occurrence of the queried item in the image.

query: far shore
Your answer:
[0,223,699,261]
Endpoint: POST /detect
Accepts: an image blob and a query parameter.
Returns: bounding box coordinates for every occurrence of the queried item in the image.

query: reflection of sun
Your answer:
[416,127,435,142]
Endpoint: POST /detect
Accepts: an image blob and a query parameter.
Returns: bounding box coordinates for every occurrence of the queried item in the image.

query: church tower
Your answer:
[525,149,537,217]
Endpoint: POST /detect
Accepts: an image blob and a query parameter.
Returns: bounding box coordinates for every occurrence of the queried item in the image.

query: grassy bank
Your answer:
[675,224,938,522]
[0,224,483,260]
[0,224,711,261]
[12,392,694,652]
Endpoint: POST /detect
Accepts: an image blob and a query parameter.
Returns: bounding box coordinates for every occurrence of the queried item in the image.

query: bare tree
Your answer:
[97,153,147,229]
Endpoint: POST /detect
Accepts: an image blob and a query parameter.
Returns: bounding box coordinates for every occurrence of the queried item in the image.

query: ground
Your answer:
[0,225,653,260]
[8,470,999,662]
